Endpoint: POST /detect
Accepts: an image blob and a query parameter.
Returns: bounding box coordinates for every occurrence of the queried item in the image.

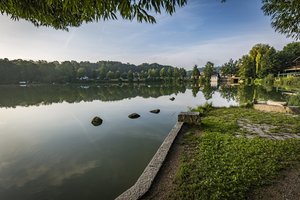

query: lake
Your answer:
[0,83,288,200]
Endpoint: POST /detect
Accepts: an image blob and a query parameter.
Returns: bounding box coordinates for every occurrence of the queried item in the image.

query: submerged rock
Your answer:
[170,97,175,101]
[91,116,103,126]
[150,109,160,114]
[128,113,140,119]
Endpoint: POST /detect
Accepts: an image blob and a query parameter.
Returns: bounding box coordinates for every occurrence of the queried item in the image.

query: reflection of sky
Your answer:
[0,89,237,200]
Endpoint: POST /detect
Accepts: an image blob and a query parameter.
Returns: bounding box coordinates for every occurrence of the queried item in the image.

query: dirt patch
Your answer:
[140,124,200,200]
[247,164,300,200]
[237,119,300,140]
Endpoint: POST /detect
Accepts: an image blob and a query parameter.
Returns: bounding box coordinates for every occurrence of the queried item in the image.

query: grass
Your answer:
[172,107,300,200]
[204,107,300,135]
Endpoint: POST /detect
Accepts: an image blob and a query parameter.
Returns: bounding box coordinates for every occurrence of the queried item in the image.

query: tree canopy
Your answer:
[0,0,299,39]
[0,0,186,30]
[262,0,300,40]
[232,42,300,79]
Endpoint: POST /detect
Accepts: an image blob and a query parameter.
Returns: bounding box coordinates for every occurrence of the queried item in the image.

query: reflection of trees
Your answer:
[219,85,238,101]
[237,85,255,104]
[237,85,285,104]
[0,84,186,108]
[201,83,216,100]
[192,86,199,97]
[255,86,285,101]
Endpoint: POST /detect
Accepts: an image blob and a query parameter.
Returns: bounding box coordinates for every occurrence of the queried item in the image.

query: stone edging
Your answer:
[116,112,201,200]
[115,121,184,200]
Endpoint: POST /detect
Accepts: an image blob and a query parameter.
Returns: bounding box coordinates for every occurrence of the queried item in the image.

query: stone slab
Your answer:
[178,112,201,124]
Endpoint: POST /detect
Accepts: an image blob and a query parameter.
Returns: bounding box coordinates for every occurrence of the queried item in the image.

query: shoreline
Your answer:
[116,107,300,200]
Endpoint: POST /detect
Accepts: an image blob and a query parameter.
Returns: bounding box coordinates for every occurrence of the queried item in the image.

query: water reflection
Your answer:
[0,84,186,108]
[0,83,293,108]
[0,83,294,200]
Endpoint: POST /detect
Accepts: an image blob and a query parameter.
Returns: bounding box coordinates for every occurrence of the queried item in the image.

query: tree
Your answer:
[115,70,121,79]
[77,67,86,78]
[203,61,214,79]
[166,67,172,78]
[179,68,187,78]
[174,68,180,79]
[202,83,214,100]
[220,59,238,77]
[56,61,76,82]
[127,70,133,81]
[1,1,299,39]
[148,68,158,78]
[262,0,300,40]
[192,65,200,79]
[106,71,115,79]
[276,42,300,71]
[160,67,166,79]
[0,0,187,30]
[248,44,278,78]
[238,55,256,79]
[97,66,107,80]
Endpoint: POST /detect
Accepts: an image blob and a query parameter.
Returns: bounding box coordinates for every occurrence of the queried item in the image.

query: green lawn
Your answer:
[172,107,300,200]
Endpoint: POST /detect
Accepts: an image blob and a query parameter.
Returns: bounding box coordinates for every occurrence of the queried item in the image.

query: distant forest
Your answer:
[0,59,187,84]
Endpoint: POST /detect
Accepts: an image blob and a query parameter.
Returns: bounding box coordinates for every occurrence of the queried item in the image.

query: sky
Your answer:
[0,0,296,69]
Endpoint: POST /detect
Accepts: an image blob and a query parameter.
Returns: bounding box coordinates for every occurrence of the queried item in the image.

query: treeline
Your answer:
[0,59,187,84]
[219,42,300,80]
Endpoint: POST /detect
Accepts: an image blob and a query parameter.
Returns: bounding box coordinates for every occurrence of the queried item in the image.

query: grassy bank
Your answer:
[172,107,300,200]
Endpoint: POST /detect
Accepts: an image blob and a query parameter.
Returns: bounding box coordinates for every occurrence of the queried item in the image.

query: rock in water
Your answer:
[91,116,103,126]
[150,109,160,114]
[128,113,140,119]
[170,97,175,101]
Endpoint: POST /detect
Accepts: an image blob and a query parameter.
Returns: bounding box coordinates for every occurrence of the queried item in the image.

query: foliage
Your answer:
[288,92,300,106]
[276,42,300,71]
[192,65,200,79]
[173,107,300,200]
[275,77,300,89]
[0,58,186,84]
[202,83,215,100]
[220,59,238,77]
[248,44,277,78]
[262,0,300,40]
[203,61,214,79]
[77,67,86,78]
[160,67,166,78]
[219,85,238,102]
[238,55,256,79]
[236,42,300,80]
[1,0,299,40]
[0,0,187,30]
[190,102,213,116]
[262,74,275,85]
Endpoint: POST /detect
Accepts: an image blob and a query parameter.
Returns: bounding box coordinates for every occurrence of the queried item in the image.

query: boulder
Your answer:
[91,116,103,126]
[150,109,160,114]
[128,113,140,119]
[170,97,175,101]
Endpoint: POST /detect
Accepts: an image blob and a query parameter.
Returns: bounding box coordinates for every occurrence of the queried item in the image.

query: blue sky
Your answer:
[0,0,295,69]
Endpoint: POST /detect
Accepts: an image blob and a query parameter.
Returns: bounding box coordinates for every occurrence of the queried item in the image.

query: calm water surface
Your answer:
[0,84,286,200]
